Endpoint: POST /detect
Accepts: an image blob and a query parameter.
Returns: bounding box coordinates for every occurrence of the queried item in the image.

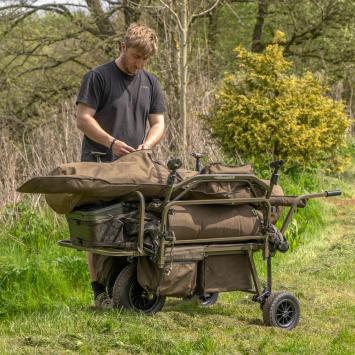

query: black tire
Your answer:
[198,293,219,306]
[263,291,300,330]
[112,264,165,314]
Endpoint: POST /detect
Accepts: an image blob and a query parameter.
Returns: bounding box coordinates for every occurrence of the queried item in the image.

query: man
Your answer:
[75,23,165,305]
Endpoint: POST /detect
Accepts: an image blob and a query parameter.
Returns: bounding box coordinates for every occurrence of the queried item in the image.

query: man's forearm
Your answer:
[144,126,164,147]
[144,118,165,148]
[77,114,114,148]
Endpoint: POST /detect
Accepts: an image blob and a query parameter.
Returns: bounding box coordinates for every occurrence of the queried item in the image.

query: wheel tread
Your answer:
[112,264,135,309]
[198,293,219,307]
[263,291,300,330]
[112,263,166,314]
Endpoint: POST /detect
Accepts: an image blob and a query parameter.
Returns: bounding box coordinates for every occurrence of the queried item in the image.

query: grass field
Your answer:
[0,165,354,354]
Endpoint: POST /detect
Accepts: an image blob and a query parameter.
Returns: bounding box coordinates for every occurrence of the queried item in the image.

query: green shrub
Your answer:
[204,39,351,172]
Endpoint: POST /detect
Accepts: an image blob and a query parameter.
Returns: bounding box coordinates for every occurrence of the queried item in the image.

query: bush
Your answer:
[204,40,351,172]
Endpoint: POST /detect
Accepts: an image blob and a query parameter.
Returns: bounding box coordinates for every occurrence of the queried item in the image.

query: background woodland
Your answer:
[0,3,354,352]
[0,0,354,206]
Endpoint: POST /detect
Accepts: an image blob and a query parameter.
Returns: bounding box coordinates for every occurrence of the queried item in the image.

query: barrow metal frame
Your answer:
[58,173,340,302]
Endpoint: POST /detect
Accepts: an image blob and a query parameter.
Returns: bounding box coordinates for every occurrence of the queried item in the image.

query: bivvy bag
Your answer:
[168,204,262,241]
[185,163,258,200]
[66,202,136,248]
[189,163,284,224]
[197,253,253,293]
[137,247,205,297]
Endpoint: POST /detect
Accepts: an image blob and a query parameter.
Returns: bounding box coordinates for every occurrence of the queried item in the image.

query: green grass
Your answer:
[0,164,354,354]
[0,203,90,316]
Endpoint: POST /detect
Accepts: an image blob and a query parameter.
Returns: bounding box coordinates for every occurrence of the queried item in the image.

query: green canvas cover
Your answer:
[17,150,284,217]
[17,150,197,213]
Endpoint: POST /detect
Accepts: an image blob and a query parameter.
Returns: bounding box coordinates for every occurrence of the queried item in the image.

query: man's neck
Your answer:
[115,57,134,76]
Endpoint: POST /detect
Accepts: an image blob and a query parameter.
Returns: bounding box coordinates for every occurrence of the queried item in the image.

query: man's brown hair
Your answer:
[122,23,158,56]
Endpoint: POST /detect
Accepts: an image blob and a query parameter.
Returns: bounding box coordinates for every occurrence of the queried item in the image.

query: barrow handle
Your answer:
[325,190,342,197]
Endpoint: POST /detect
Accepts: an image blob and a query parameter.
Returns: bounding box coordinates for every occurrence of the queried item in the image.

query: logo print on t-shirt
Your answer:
[141,86,149,89]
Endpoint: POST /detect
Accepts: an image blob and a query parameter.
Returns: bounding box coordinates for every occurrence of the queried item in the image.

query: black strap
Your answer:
[109,138,117,151]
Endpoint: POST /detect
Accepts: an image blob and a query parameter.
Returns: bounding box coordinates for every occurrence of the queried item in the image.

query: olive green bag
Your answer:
[137,248,253,296]
[137,247,205,297]
[66,202,137,248]
[197,253,253,293]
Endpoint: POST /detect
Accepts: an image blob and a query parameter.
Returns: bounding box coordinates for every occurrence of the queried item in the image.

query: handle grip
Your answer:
[270,159,284,170]
[325,190,342,197]
[167,158,182,171]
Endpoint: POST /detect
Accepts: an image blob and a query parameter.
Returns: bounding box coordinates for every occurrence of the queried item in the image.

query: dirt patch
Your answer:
[329,198,355,206]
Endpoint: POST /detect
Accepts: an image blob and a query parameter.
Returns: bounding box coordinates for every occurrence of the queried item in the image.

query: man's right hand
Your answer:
[112,140,136,156]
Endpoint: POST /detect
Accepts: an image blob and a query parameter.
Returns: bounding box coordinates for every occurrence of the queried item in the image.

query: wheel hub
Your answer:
[129,282,158,310]
[276,300,295,326]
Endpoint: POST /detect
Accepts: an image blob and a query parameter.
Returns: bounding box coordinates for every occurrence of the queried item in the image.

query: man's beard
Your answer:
[122,57,139,75]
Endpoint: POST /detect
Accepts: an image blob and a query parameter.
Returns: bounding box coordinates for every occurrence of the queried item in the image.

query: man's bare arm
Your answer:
[137,113,165,150]
[75,103,135,156]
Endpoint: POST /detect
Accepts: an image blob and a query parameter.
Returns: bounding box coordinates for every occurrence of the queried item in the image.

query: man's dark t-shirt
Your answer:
[76,60,166,162]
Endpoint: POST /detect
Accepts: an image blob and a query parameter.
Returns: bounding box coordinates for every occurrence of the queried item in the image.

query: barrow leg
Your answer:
[247,250,262,296]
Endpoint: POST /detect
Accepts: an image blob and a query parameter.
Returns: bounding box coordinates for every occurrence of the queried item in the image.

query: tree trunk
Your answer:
[86,0,115,37]
[206,8,218,77]
[123,0,142,29]
[251,0,268,52]
[86,0,117,56]
[207,8,218,54]
[179,0,188,148]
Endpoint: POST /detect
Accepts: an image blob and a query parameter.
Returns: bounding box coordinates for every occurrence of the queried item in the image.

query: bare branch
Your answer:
[159,0,183,32]
[0,2,76,39]
[0,3,74,17]
[15,55,91,78]
[0,29,90,80]
[189,0,221,26]
[221,0,245,25]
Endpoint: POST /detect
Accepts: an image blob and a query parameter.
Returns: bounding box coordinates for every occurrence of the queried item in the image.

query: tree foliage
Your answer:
[205,41,350,172]
[0,0,353,145]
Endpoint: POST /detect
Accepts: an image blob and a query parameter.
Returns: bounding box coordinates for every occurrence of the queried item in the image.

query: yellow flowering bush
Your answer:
[205,44,350,172]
